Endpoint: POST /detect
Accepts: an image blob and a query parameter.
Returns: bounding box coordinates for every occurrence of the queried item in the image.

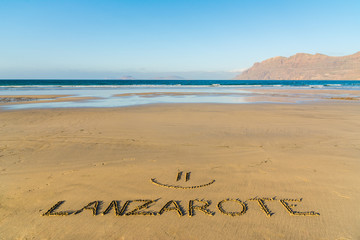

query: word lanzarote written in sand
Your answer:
[42,171,320,218]
[42,198,320,217]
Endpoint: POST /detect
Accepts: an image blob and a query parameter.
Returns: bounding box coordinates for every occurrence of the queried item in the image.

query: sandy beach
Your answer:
[0,102,359,239]
[2,0,360,238]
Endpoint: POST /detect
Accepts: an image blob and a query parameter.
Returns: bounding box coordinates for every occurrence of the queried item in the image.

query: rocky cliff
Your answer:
[234,52,360,80]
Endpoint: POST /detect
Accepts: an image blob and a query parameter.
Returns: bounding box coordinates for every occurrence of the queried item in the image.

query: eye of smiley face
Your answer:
[150,171,215,189]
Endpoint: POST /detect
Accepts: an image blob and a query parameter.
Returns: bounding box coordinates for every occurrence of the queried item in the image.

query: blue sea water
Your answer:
[1,80,360,109]
[1,79,360,87]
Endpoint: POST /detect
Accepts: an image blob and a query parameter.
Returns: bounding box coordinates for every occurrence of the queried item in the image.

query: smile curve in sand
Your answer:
[150,178,216,189]
[150,171,216,189]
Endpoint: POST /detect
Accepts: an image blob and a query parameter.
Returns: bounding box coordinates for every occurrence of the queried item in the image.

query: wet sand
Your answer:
[0,95,100,106]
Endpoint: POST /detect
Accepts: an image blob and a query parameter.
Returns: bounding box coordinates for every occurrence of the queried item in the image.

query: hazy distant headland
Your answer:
[116,75,185,80]
[234,51,360,80]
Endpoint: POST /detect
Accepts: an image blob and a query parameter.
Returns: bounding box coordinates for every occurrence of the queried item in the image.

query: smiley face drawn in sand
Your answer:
[150,171,215,189]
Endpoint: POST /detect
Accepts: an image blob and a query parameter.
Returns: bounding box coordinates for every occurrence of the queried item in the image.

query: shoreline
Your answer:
[1,100,359,113]
[1,87,359,110]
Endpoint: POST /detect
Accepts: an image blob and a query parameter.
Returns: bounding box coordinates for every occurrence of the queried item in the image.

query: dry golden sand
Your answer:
[0,103,360,239]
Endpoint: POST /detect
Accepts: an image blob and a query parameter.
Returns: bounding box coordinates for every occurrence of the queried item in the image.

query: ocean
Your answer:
[1,80,360,109]
[1,79,360,87]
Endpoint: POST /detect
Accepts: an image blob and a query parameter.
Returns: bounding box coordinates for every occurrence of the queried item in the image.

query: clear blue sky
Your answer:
[0,0,359,79]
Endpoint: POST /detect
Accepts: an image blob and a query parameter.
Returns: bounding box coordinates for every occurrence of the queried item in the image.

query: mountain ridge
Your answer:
[234,52,360,80]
